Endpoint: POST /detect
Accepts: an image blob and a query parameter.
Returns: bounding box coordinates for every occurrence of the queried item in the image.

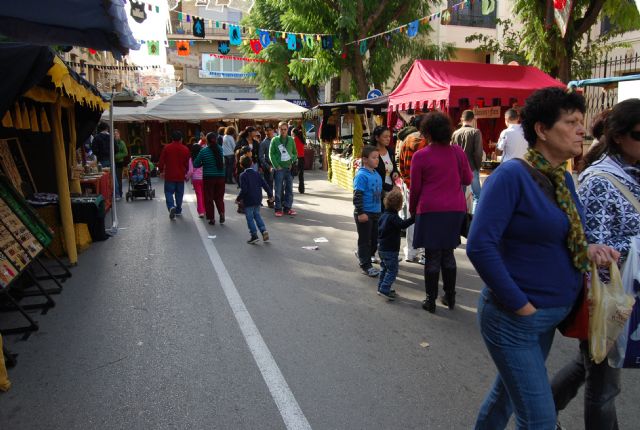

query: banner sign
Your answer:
[473,106,501,119]
[198,70,257,79]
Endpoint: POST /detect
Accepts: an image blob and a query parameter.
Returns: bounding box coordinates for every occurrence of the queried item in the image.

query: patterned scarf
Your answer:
[611,153,640,185]
[525,149,590,273]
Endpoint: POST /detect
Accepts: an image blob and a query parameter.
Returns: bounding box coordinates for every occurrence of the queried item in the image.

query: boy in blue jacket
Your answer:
[237,155,273,244]
[353,145,383,277]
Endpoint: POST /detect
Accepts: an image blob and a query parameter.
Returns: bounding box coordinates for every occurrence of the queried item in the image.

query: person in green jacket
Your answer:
[194,132,226,225]
[269,121,298,216]
[114,129,128,199]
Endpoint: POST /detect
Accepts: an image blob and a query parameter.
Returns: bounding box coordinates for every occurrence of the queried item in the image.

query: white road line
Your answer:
[188,200,312,430]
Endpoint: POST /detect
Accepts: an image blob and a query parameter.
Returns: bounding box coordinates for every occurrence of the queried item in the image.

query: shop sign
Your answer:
[473,106,501,119]
[198,70,257,79]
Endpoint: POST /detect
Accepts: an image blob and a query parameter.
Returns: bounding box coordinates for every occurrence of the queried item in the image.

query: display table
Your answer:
[79,171,112,212]
[329,154,354,191]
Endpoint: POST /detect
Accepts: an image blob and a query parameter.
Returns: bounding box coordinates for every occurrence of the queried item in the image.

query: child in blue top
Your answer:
[237,155,273,244]
[377,188,415,300]
[353,145,383,277]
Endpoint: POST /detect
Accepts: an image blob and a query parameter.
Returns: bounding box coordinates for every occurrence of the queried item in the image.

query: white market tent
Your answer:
[102,88,308,122]
[217,99,309,120]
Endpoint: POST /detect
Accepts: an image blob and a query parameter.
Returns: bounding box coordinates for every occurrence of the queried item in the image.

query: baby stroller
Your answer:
[126,156,156,201]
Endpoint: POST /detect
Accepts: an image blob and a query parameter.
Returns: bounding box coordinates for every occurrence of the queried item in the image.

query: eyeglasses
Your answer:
[629,130,640,141]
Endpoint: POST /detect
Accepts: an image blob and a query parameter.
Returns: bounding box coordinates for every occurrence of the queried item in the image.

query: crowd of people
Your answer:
[157,121,307,243]
[351,87,640,430]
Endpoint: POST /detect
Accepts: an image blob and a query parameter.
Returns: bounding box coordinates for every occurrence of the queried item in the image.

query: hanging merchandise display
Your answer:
[176,40,190,56]
[249,39,262,55]
[229,25,242,45]
[130,1,148,24]
[193,17,205,38]
[147,40,160,56]
[218,41,230,54]
[259,30,271,48]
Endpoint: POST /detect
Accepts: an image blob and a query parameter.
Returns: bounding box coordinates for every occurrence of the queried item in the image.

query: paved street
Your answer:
[1,170,639,429]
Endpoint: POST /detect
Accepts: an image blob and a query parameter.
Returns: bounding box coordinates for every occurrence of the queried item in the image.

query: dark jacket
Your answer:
[92,132,111,164]
[378,209,415,252]
[375,146,399,192]
[238,168,273,207]
[452,125,483,171]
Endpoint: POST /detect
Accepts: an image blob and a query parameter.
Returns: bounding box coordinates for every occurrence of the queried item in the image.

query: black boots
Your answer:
[441,268,457,310]
[422,271,439,313]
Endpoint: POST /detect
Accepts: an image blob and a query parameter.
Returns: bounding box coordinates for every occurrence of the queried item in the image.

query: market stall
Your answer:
[0,43,109,265]
[388,60,564,167]
[312,96,389,191]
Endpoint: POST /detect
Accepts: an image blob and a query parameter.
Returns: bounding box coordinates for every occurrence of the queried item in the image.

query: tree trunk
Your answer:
[352,47,369,99]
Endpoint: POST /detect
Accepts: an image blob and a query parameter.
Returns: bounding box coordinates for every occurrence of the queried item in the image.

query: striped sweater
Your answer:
[193,145,225,178]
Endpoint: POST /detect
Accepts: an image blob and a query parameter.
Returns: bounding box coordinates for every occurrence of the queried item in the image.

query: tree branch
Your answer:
[574,0,606,37]
[364,0,395,34]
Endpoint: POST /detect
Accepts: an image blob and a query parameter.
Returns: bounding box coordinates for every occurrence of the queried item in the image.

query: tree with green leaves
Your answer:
[242,0,453,105]
[467,1,640,82]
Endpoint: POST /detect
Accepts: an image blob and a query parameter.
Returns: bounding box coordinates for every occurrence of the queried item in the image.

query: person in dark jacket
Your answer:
[372,125,399,197]
[377,188,414,300]
[91,122,112,167]
[237,155,273,244]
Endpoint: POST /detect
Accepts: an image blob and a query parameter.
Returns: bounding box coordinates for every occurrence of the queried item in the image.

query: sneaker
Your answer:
[363,267,379,277]
[285,209,297,216]
[389,289,398,298]
[247,235,260,244]
[169,207,176,220]
[418,256,426,265]
[175,212,182,217]
[208,219,215,225]
[371,256,381,264]
[262,231,269,241]
[275,210,284,217]
[377,290,396,301]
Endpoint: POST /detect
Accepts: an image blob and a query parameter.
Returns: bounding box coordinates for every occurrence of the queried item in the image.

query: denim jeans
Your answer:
[164,181,185,214]
[378,250,399,294]
[244,205,266,236]
[475,288,571,430]
[274,168,293,211]
[463,170,482,214]
[551,340,621,430]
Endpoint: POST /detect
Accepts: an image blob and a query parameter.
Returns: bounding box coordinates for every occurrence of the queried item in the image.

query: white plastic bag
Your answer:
[589,262,635,364]
[609,236,640,368]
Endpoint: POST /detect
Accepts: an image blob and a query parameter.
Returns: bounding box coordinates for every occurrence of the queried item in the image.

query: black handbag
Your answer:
[290,162,300,177]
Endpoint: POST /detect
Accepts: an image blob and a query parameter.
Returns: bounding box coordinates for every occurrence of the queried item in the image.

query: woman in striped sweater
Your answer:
[194,132,226,225]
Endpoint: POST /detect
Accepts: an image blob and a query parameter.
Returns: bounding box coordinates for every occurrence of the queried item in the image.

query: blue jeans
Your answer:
[378,250,399,294]
[244,205,266,236]
[464,170,482,214]
[164,181,185,214]
[475,288,571,430]
[274,168,293,211]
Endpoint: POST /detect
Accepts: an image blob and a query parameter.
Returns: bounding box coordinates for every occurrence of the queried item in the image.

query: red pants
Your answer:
[192,179,205,216]
[203,177,225,221]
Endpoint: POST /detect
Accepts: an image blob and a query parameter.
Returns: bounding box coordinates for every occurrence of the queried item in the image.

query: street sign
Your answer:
[367,89,382,99]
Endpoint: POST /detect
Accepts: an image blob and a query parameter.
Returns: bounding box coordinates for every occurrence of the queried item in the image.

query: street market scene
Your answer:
[2,1,640,429]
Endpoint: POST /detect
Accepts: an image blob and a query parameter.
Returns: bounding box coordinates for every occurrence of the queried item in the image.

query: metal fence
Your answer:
[583,52,640,135]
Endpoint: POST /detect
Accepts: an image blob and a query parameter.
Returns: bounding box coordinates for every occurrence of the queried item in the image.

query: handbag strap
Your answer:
[592,172,640,215]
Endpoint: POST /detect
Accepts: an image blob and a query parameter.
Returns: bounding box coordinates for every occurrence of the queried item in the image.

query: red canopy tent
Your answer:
[388,60,564,154]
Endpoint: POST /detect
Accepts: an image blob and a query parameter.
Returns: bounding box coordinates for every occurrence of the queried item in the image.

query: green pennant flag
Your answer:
[148,40,160,56]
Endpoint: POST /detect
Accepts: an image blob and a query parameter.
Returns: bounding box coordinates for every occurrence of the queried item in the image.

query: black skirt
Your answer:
[412,211,465,250]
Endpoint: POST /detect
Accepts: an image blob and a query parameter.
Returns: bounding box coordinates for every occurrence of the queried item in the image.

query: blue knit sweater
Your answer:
[466,160,584,312]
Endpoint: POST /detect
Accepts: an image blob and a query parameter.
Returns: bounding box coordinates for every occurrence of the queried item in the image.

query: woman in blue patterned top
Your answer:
[552,98,640,430]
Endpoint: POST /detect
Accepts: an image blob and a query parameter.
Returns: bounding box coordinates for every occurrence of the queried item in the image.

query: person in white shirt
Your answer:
[496,109,528,162]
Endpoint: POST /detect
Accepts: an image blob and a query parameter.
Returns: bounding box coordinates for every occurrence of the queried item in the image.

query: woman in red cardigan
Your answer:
[409,112,472,313]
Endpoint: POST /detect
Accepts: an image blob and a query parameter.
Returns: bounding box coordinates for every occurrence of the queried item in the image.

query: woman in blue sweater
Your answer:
[466,87,619,430]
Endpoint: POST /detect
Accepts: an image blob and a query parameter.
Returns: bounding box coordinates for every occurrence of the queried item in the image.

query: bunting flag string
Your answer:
[65,61,162,71]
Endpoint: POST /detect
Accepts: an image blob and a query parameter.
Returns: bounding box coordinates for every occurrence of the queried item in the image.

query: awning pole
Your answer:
[109,90,118,235]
